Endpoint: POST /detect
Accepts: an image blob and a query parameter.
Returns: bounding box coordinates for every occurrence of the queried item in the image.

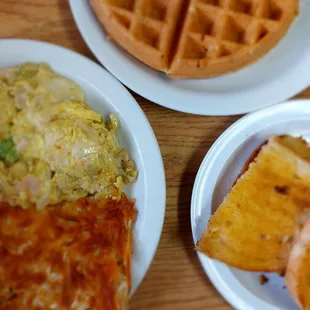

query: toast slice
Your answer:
[286,218,310,310]
[197,135,310,273]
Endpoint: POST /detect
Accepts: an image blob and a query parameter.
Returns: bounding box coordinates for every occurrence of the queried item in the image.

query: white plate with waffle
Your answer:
[0,39,166,295]
[191,100,310,310]
[70,0,310,116]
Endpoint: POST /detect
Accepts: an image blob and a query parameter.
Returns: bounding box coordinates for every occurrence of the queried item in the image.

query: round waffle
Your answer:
[90,0,298,79]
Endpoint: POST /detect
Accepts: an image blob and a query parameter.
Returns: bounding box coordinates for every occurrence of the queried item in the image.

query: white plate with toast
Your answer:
[191,100,310,310]
[0,39,166,295]
[69,0,310,116]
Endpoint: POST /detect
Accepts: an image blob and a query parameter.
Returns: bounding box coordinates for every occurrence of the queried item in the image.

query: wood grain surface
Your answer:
[1,1,309,309]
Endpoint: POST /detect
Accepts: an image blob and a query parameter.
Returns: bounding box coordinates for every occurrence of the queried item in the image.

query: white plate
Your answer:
[191,100,310,310]
[0,39,166,295]
[69,0,310,116]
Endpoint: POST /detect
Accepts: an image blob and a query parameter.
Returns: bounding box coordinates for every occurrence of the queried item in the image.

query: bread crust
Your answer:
[286,218,310,309]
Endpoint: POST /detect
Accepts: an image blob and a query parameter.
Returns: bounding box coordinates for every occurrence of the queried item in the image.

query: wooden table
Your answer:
[1,1,309,309]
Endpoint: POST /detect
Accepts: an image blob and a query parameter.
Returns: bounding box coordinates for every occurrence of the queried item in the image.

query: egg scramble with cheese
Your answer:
[0,63,137,209]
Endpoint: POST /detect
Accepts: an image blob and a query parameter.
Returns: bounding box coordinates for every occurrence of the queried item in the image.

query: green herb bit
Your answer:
[0,137,19,164]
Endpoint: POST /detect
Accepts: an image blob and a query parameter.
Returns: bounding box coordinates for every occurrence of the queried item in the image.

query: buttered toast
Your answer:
[286,217,310,310]
[197,136,310,273]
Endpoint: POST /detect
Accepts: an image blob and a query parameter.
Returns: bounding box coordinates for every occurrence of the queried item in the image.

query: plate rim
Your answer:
[69,0,310,116]
[0,38,166,295]
[190,99,310,310]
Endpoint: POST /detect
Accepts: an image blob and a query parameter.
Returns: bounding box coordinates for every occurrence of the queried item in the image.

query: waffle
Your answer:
[90,0,298,78]
[90,0,183,71]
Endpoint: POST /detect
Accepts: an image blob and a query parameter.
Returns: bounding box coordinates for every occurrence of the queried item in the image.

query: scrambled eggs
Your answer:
[0,63,137,209]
